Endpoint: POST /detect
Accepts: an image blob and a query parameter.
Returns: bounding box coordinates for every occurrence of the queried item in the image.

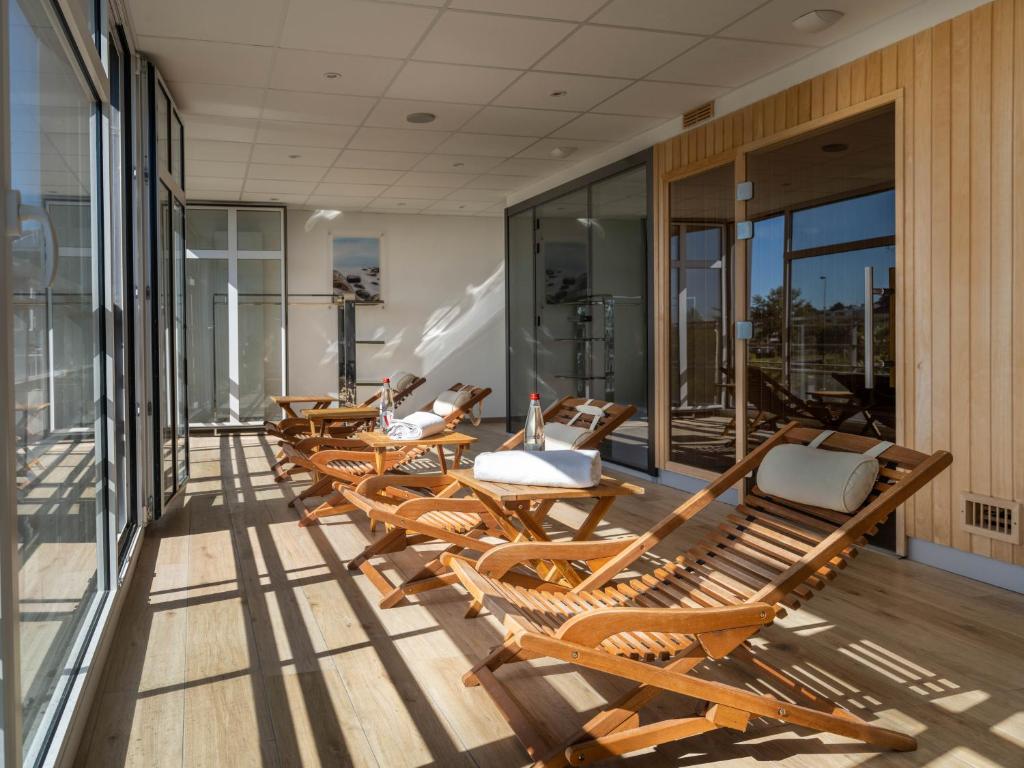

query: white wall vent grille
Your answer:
[960,492,1021,544]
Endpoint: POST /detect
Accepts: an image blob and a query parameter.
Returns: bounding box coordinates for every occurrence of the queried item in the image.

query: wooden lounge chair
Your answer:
[341,397,637,609]
[730,366,859,434]
[442,424,952,767]
[289,383,492,525]
[269,375,426,478]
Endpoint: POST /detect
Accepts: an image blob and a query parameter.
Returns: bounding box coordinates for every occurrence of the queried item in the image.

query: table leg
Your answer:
[452,444,466,469]
[373,447,387,476]
[507,501,582,587]
[283,404,298,419]
[435,446,448,474]
[573,496,615,542]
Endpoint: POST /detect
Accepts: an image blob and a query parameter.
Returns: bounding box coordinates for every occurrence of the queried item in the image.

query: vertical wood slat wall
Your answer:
[654,0,1023,565]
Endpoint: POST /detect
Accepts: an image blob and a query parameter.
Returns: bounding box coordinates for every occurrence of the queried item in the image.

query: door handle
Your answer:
[5,189,60,288]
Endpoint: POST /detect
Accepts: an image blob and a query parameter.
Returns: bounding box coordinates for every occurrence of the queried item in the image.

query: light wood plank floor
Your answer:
[74,426,1024,768]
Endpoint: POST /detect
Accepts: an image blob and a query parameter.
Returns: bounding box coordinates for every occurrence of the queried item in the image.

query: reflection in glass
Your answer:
[237,209,283,251]
[186,259,230,422]
[158,185,174,498]
[668,163,735,471]
[173,201,188,481]
[187,208,229,250]
[507,210,535,424]
[9,0,103,756]
[590,166,648,467]
[238,260,284,421]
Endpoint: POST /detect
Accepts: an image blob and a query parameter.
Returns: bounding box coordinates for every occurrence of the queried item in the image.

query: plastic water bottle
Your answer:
[379,377,395,431]
[524,393,545,451]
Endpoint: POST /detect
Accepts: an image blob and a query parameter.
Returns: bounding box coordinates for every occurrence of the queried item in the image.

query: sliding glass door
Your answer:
[186,205,285,425]
[506,154,652,472]
[5,0,106,760]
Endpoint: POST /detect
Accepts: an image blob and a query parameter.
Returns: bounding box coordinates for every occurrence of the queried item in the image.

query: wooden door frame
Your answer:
[654,90,906,550]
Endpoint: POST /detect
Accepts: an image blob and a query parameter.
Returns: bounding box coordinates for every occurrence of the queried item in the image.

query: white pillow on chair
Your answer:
[432,388,473,418]
[389,371,417,393]
[757,444,879,514]
[543,422,590,450]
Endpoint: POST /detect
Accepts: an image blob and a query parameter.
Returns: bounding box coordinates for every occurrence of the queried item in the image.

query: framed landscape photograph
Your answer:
[332,235,381,302]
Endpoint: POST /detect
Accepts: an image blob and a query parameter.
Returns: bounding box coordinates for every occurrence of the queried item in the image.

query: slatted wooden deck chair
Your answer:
[290,383,492,526]
[341,397,637,609]
[269,374,426,479]
[442,423,952,768]
[738,366,860,433]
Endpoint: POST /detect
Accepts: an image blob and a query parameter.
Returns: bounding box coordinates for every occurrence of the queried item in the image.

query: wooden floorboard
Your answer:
[74,425,1024,768]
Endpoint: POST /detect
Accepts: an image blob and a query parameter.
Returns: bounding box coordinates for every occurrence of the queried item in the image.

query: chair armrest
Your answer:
[294,436,369,453]
[311,449,403,476]
[555,603,775,648]
[354,473,460,497]
[393,496,489,520]
[477,537,637,578]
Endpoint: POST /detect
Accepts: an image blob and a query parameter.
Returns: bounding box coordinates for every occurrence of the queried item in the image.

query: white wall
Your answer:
[285,209,506,417]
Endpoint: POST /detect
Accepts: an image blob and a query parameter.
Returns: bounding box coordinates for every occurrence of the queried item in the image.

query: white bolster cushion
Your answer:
[386,411,446,440]
[474,449,601,489]
[389,371,417,393]
[757,444,880,514]
[432,388,472,418]
[544,422,590,450]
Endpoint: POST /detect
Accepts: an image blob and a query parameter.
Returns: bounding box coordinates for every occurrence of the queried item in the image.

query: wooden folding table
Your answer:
[271,394,336,419]
[301,405,378,437]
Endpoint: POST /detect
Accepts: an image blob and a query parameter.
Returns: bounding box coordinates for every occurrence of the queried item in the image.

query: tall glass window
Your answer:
[186,206,285,425]
[506,155,651,471]
[8,0,105,758]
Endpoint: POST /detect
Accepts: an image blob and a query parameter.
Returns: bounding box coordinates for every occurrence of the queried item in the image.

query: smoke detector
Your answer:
[792,9,843,33]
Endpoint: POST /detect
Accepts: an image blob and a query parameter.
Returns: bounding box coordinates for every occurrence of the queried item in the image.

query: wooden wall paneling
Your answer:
[930,21,953,548]
[912,28,934,542]
[989,0,1015,563]
[810,74,825,118]
[897,34,916,530]
[851,55,867,103]
[969,3,993,558]
[785,84,800,126]
[1014,0,1024,566]
[949,11,974,554]
[752,100,765,140]
[797,81,812,122]
[882,44,899,92]
[823,68,838,114]
[865,50,883,97]
[836,62,852,108]
[773,91,787,132]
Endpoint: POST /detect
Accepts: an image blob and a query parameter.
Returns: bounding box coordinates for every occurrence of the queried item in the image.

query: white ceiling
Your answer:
[125,0,924,217]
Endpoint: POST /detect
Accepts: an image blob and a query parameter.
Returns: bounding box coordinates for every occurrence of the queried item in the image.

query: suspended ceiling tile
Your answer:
[321,168,406,185]
[592,0,764,35]
[413,11,574,69]
[186,139,253,163]
[306,194,377,209]
[551,112,664,141]
[377,186,453,200]
[594,81,725,117]
[261,90,377,126]
[492,72,631,112]
[536,26,701,79]
[268,49,404,97]
[335,149,427,170]
[459,106,578,137]
[126,0,289,46]
[280,0,439,58]
[185,159,248,178]
[445,187,508,202]
[191,189,243,201]
[367,198,433,211]
[448,0,605,21]
[487,157,570,177]
[386,61,520,104]
[412,154,503,173]
[255,121,356,148]
[651,37,813,87]
[172,82,265,119]
[244,178,318,195]
[348,126,451,153]
[515,136,612,160]
[364,99,481,132]
[247,163,326,182]
[463,173,528,190]
[139,37,274,89]
[185,115,260,143]
[397,171,476,188]
[188,176,245,192]
[241,192,308,204]
[313,181,390,197]
[721,0,923,47]
[434,132,536,157]
[250,144,340,166]
[425,199,493,213]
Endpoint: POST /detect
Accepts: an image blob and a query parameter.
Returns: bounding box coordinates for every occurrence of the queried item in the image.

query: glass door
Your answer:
[742,107,897,545]
[5,0,107,758]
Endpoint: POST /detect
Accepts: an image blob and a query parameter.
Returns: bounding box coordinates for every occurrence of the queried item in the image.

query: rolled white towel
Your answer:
[474,450,601,489]
[386,410,446,440]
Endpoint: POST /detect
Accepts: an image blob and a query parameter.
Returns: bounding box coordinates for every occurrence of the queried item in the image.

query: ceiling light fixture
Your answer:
[550,90,567,98]
[821,142,848,153]
[288,154,301,159]
[406,112,436,124]
[549,146,576,159]
[322,71,342,80]
[791,9,843,33]
[453,161,465,168]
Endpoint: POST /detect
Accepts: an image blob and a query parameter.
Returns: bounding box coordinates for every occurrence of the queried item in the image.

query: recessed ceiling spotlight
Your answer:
[791,9,843,33]
[406,112,436,124]
[550,90,567,98]
[397,202,406,206]
[821,142,848,153]
[288,153,301,159]
[271,197,280,201]
[549,146,576,159]
[458,204,466,209]
[322,71,342,80]
[452,161,465,168]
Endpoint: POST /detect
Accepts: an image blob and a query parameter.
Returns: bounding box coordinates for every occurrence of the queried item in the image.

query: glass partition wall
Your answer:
[506,154,652,471]
[186,206,285,425]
